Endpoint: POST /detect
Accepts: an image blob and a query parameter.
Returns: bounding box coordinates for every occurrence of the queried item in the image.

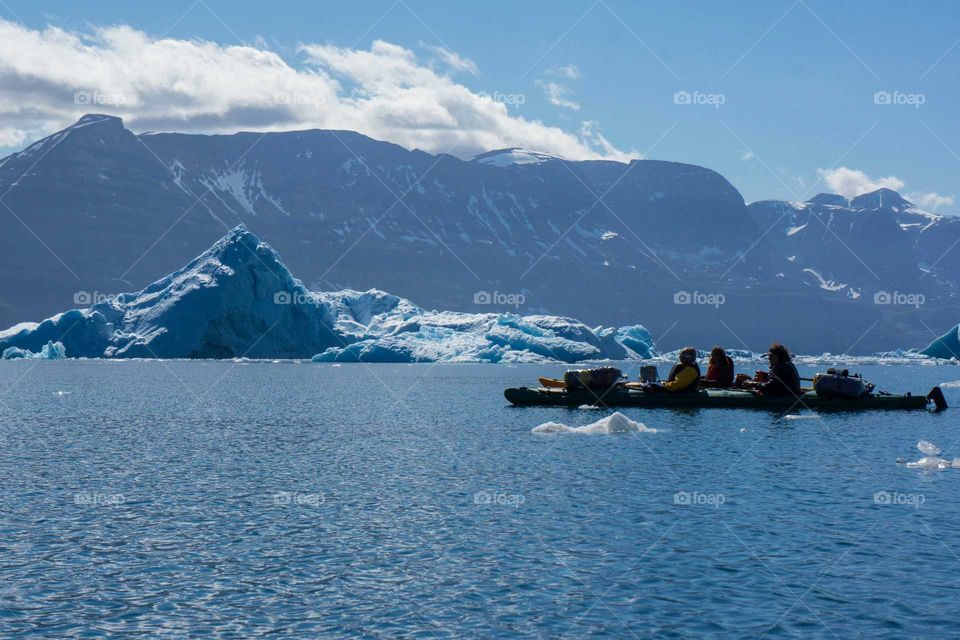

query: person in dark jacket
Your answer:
[645,347,701,393]
[701,346,734,388]
[756,342,801,396]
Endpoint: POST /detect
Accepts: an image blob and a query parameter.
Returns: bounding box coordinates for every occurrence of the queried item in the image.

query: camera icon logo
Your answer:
[873,91,892,105]
[673,290,692,304]
[74,291,92,305]
[873,291,891,305]
[274,292,292,305]
[673,91,692,105]
[474,291,492,305]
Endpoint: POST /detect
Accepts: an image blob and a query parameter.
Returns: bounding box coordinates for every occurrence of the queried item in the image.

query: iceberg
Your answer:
[0,226,339,359]
[0,226,660,363]
[920,324,960,360]
[310,311,643,363]
[1,340,67,360]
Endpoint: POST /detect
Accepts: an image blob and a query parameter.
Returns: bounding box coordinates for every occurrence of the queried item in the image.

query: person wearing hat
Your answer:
[644,347,701,393]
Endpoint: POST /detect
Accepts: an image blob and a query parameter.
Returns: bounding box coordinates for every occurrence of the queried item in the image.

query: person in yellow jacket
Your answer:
[644,347,701,393]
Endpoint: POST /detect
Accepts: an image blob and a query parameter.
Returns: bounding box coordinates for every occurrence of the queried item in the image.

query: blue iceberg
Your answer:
[920,324,960,360]
[1,340,67,360]
[0,226,660,363]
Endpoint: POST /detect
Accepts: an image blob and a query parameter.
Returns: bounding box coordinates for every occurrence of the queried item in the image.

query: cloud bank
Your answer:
[817,166,953,212]
[0,19,636,161]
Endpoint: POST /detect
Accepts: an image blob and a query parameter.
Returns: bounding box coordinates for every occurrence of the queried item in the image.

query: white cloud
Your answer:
[0,19,635,161]
[816,167,905,198]
[420,42,479,76]
[907,191,955,211]
[538,80,580,111]
[816,166,954,212]
[550,64,581,80]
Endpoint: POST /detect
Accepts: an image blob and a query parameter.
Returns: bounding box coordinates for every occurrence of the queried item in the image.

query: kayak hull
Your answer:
[504,386,935,411]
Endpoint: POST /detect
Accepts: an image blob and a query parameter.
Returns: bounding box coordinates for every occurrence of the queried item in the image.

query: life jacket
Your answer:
[665,362,701,393]
[706,356,734,387]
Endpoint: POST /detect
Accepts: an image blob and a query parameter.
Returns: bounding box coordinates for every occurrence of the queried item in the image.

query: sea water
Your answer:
[1,360,959,638]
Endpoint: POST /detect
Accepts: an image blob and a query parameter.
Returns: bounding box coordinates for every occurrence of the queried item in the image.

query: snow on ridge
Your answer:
[802,267,847,292]
[471,148,565,167]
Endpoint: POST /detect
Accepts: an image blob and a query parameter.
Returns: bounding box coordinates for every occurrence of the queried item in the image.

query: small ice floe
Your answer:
[533,411,655,435]
[577,404,602,410]
[917,440,942,456]
[54,390,71,396]
[907,457,952,470]
[331,364,342,368]
[901,440,960,471]
[939,380,960,388]
[740,428,747,432]
[785,414,820,420]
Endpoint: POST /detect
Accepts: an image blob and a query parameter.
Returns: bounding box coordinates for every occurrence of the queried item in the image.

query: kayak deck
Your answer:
[504,386,935,411]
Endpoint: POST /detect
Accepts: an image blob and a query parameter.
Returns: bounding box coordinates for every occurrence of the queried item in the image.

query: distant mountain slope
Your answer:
[1,114,957,352]
[748,189,960,293]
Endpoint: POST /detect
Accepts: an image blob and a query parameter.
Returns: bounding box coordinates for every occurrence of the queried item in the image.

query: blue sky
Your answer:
[2,0,959,208]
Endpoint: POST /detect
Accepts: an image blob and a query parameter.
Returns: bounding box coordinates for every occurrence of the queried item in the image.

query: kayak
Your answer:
[538,377,567,389]
[504,385,947,411]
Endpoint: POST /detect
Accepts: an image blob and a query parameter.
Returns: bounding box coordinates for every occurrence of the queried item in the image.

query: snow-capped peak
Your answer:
[470,148,564,167]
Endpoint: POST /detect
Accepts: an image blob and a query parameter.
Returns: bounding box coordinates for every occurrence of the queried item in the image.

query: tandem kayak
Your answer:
[504,385,947,411]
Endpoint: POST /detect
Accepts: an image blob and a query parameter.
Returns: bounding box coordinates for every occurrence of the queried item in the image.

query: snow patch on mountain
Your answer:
[471,148,564,166]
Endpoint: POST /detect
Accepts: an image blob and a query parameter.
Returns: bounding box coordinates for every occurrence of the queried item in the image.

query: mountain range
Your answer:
[0,114,957,354]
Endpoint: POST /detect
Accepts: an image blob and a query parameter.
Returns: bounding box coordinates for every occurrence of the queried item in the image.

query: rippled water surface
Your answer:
[2,360,960,638]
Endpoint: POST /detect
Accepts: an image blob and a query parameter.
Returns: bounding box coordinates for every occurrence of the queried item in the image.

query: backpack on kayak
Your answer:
[564,367,624,390]
[813,369,871,398]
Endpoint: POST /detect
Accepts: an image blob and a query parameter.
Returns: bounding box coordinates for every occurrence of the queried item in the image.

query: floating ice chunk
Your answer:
[785,414,820,420]
[2,340,67,360]
[532,411,655,435]
[577,404,602,410]
[906,456,951,470]
[940,380,960,388]
[917,440,942,456]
